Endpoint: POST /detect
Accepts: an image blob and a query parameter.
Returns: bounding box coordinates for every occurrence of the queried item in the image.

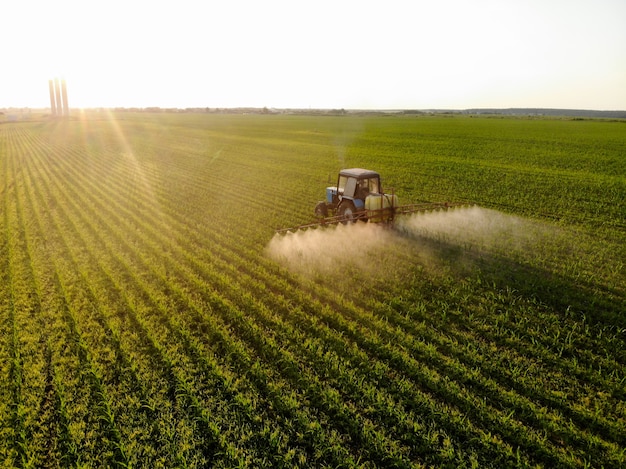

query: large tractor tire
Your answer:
[315,201,328,218]
[338,201,357,223]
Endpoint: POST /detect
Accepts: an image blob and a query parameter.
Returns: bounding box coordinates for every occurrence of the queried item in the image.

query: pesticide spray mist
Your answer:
[266,222,397,275]
[266,206,560,278]
[396,206,556,257]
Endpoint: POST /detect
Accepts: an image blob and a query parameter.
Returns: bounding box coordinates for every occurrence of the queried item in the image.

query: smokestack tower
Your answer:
[54,79,62,117]
[49,80,57,116]
[61,79,69,117]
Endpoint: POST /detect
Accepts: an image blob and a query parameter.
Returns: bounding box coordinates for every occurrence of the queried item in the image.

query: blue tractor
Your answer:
[314,168,397,223]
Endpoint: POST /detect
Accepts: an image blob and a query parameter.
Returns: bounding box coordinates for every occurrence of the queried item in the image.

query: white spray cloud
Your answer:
[397,206,556,259]
[266,222,396,275]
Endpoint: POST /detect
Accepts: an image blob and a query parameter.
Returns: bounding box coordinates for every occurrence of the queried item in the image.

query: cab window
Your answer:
[367,178,380,194]
[343,177,357,198]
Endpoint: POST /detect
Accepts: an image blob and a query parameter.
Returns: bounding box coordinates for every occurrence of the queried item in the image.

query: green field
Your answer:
[1,112,625,468]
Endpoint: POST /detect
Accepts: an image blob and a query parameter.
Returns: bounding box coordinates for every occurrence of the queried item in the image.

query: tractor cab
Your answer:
[333,168,381,209]
[316,168,383,219]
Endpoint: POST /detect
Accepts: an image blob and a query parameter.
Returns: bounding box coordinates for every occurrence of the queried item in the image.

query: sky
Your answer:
[3,0,626,110]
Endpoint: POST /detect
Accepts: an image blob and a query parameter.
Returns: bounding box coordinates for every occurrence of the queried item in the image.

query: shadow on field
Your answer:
[394,206,626,331]
[401,230,626,332]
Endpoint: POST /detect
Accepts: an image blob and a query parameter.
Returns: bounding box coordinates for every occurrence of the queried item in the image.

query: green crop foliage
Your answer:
[0,112,624,467]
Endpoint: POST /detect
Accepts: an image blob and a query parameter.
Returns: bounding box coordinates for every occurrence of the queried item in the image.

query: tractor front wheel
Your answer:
[315,201,328,218]
[338,201,357,224]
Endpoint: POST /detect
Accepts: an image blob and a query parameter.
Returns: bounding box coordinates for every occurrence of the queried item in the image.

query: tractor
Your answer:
[277,168,460,234]
[314,168,397,223]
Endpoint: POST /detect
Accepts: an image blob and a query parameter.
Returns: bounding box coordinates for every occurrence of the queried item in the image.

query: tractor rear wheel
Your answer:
[338,201,357,224]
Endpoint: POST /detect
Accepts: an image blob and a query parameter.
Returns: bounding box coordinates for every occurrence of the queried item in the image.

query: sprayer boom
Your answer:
[276,201,464,234]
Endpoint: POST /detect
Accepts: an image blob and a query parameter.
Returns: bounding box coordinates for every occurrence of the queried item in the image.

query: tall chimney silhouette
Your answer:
[49,80,57,116]
[54,79,62,117]
[61,79,69,117]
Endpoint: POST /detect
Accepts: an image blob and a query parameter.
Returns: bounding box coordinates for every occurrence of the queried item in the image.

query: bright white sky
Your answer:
[3,0,625,110]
